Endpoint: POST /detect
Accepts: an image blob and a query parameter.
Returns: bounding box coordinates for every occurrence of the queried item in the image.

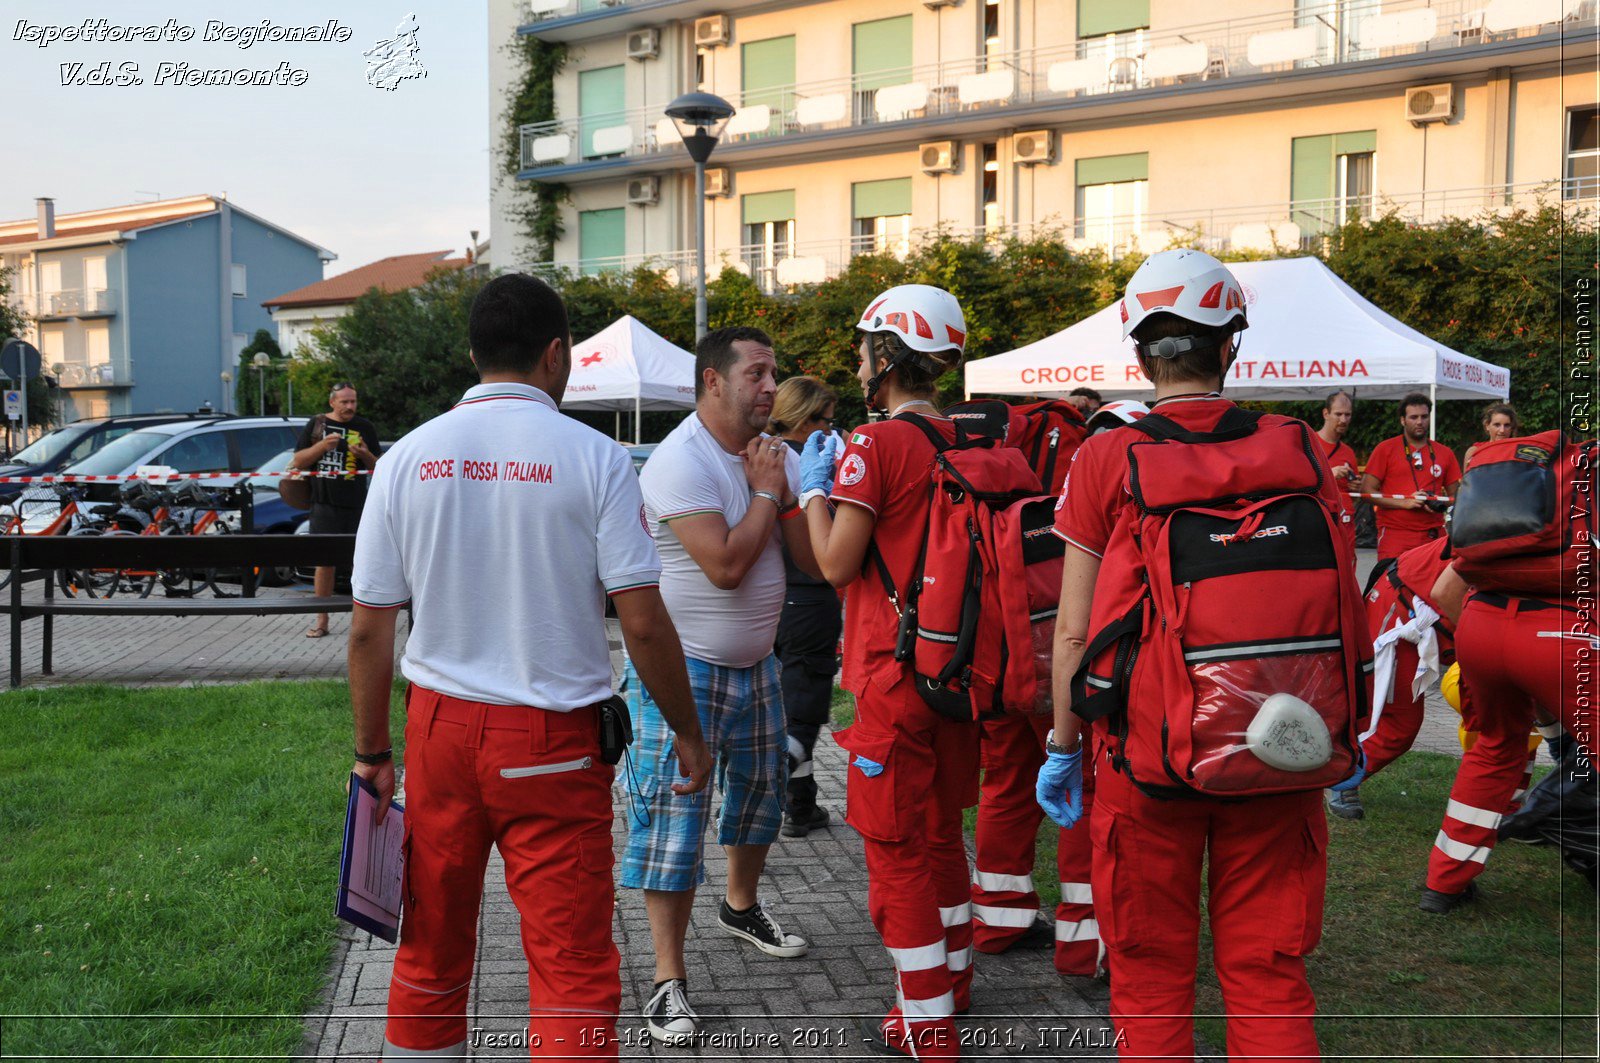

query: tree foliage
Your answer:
[308,208,1590,453]
[232,329,286,417]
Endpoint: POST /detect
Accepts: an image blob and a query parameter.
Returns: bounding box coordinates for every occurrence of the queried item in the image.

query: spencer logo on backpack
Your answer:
[1071,407,1371,800]
[1450,431,1596,598]
[865,413,1043,721]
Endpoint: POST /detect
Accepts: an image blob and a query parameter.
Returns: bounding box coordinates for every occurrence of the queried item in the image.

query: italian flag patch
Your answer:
[851,432,872,448]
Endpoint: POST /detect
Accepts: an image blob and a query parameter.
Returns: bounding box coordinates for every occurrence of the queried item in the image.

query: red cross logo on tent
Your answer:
[581,353,604,367]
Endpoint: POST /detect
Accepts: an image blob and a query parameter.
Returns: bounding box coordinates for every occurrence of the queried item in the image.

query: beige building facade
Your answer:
[490,0,1598,285]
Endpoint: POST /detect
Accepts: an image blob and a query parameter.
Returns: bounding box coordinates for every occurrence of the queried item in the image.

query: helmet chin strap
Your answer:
[863,334,901,420]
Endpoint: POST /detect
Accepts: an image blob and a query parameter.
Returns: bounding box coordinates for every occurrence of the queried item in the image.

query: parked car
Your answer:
[0,412,226,502]
[241,447,313,585]
[18,416,307,531]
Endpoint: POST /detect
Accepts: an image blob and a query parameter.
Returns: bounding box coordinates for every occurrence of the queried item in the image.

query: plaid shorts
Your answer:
[619,654,788,892]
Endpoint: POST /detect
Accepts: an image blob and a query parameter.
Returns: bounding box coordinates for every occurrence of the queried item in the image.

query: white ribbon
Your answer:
[1361,596,1441,743]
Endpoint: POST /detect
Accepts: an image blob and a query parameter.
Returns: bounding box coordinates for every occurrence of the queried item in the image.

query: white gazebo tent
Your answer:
[561,315,698,441]
[964,258,1510,432]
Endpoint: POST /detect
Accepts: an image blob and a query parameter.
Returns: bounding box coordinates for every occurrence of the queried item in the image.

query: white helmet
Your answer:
[857,284,968,357]
[1119,248,1248,341]
[1086,399,1150,435]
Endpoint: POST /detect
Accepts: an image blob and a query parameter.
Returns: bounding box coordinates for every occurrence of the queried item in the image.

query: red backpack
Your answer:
[943,399,1087,496]
[1072,408,1371,799]
[990,496,1065,716]
[867,413,1043,721]
[1450,431,1596,599]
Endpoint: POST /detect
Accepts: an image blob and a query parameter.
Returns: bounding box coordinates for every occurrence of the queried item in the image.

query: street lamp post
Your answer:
[253,352,270,416]
[220,371,233,415]
[665,92,735,342]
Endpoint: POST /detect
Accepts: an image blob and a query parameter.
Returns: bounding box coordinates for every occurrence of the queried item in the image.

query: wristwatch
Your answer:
[1044,730,1079,756]
[354,747,393,765]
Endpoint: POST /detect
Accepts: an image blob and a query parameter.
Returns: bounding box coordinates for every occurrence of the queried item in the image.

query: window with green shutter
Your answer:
[1074,153,1148,246]
[742,190,796,227]
[1291,130,1376,234]
[742,191,796,293]
[742,36,795,137]
[852,16,913,92]
[579,209,626,274]
[1078,0,1148,38]
[852,178,913,256]
[578,66,626,159]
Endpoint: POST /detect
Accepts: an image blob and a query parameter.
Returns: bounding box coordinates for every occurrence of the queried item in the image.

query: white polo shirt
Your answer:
[352,382,661,710]
[639,412,799,668]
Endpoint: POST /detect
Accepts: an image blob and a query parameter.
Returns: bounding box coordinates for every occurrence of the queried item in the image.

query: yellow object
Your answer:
[1441,663,1540,754]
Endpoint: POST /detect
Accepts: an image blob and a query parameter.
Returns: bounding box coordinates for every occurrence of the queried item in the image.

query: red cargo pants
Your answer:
[1093,765,1325,1063]
[1426,595,1591,895]
[836,678,981,1060]
[383,686,620,1060]
[971,712,1099,974]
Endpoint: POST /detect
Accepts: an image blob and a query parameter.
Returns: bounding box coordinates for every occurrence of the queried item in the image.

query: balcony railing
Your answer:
[21,288,119,319]
[520,0,1590,173]
[529,180,1589,287]
[56,362,132,388]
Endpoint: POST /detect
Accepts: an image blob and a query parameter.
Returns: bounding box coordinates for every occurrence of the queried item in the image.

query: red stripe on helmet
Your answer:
[946,325,966,346]
[911,312,933,339]
[884,311,909,332]
[863,298,888,321]
[1134,285,1185,311]
[1197,281,1224,309]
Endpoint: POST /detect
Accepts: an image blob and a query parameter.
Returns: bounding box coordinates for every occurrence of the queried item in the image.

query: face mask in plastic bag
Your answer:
[1244,693,1334,772]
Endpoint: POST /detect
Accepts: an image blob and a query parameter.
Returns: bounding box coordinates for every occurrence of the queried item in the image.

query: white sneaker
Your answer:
[644,978,700,1044]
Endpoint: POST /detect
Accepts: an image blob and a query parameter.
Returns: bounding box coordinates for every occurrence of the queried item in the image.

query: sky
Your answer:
[0,1,490,278]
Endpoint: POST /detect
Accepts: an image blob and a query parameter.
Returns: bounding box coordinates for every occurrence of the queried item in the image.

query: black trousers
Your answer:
[773,585,841,808]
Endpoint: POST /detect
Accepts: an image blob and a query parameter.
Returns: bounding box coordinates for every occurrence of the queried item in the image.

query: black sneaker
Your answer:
[717,899,809,958]
[781,804,831,838]
[976,912,1053,954]
[1418,881,1478,915]
[643,978,700,1044]
[1325,787,1365,820]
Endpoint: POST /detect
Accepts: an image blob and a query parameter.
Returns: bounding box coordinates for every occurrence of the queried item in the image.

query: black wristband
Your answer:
[354,747,393,765]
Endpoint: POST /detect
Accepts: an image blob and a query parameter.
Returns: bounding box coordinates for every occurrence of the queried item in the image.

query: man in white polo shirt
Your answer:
[348,274,712,1060]
[623,326,821,1045]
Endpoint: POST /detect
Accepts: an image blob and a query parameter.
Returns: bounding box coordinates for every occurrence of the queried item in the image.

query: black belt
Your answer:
[1473,592,1574,613]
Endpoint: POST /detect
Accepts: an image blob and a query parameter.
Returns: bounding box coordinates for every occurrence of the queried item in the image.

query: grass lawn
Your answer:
[829,688,1598,1057]
[0,680,405,1058]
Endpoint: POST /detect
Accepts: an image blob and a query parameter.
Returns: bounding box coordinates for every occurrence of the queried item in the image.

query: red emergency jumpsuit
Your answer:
[1426,593,1590,894]
[1055,396,1353,1062]
[830,416,979,1060]
[971,713,1099,973]
[385,687,620,1059]
[1361,540,1456,776]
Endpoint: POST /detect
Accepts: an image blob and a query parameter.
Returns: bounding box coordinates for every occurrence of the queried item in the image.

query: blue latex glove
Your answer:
[1036,746,1084,829]
[799,430,841,496]
[1329,751,1367,792]
[852,754,884,778]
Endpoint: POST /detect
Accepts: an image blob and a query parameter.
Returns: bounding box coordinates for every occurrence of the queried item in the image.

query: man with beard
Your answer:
[624,326,821,1044]
[1360,392,1461,563]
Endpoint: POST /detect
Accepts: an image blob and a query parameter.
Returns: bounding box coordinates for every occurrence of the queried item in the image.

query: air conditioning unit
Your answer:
[1012,129,1053,165]
[695,15,730,46]
[922,0,962,8]
[704,166,732,197]
[626,28,659,59]
[920,140,958,175]
[627,176,660,205]
[1405,83,1454,124]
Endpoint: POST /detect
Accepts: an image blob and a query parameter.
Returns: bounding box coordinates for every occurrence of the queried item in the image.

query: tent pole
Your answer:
[636,395,642,445]
[1429,383,1437,439]
[614,411,620,440]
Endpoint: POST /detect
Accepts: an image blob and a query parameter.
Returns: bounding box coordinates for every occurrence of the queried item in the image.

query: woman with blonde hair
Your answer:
[768,375,841,837]
[1465,402,1520,468]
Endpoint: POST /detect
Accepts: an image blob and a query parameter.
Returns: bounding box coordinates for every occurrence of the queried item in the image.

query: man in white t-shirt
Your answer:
[348,274,711,1059]
[623,326,822,1044]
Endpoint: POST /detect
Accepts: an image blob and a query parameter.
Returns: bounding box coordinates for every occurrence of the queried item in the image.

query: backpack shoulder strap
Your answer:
[1130,406,1262,444]
[896,410,960,450]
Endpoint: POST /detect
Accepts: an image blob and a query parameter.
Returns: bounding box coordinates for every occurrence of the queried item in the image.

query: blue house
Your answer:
[0,195,334,421]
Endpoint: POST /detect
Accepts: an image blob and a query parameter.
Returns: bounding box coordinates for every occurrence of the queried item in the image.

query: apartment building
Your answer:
[490,0,1598,285]
[0,195,332,421]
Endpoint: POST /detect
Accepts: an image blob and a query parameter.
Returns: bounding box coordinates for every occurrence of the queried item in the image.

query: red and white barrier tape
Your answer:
[1346,491,1452,503]
[0,469,373,484]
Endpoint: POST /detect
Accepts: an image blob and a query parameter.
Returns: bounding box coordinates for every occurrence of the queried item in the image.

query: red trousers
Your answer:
[971,712,1099,974]
[1363,637,1424,776]
[1093,765,1325,1063]
[836,678,981,1060]
[1374,524,1442,563]
[384,687,620,1060]
[1427,597,1590,894]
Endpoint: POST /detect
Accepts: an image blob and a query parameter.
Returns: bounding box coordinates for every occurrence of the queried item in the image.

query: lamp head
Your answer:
[665,92,735,163]
[252,352,270,368]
